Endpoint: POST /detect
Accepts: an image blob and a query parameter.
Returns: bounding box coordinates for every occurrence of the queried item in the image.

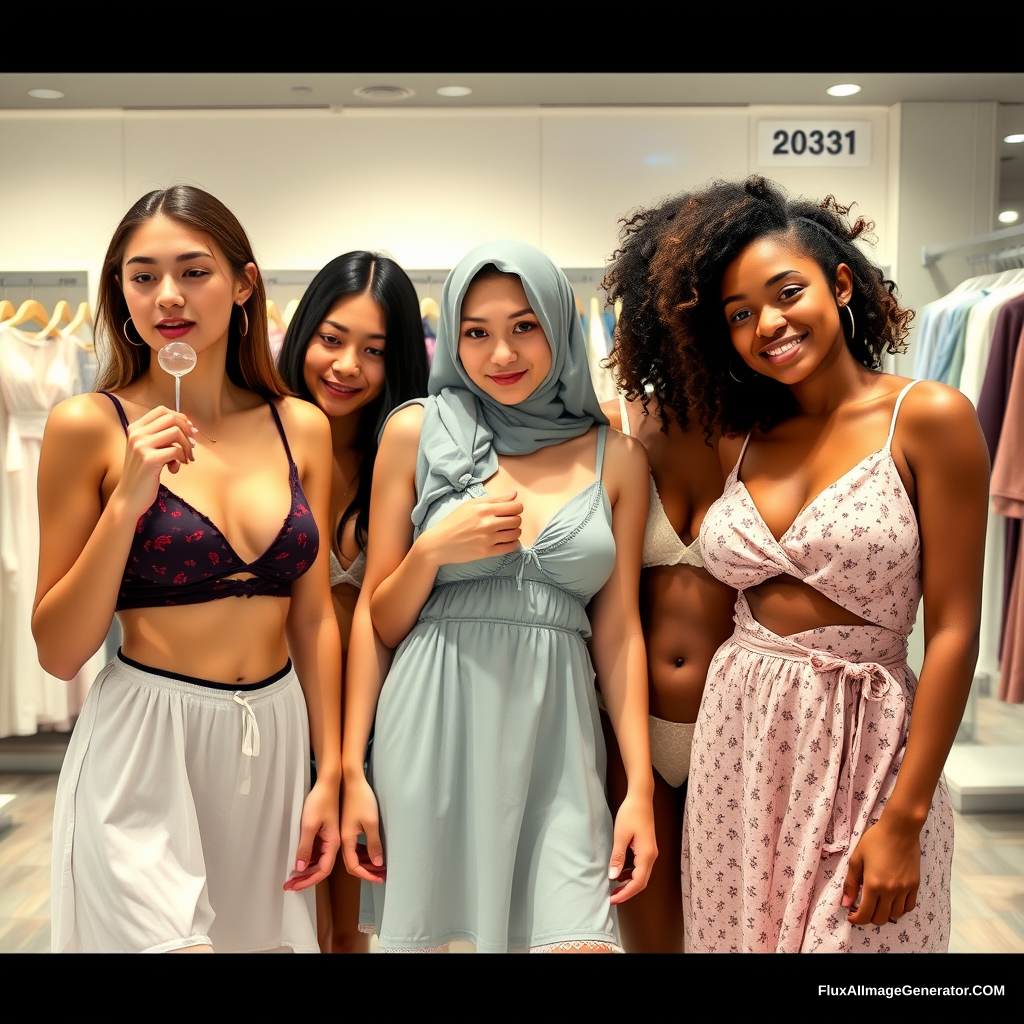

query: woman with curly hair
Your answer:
[653,176,988,953]
[599,193,735,952]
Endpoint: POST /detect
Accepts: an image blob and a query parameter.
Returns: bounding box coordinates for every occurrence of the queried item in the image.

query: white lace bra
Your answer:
[618,394,705,570]
[329,548,366,589]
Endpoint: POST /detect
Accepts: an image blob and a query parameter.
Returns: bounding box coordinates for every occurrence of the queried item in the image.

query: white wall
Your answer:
[1,104,894,312]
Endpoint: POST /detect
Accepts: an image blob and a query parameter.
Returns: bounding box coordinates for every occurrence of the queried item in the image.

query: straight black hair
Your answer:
[277,252,429,551]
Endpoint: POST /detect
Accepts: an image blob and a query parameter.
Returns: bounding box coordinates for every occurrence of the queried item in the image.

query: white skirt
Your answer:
[51,653,318,952]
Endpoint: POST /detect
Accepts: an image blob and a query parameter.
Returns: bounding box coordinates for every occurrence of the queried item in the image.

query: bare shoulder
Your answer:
[604,426,649,486]
[380,402,425,449]
[894,379,989,471]
[44,392,122,459]
[718,432,746,474]
[276,394,330,441]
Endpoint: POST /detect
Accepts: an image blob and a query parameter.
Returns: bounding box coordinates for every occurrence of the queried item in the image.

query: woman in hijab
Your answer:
[338,241,656,952]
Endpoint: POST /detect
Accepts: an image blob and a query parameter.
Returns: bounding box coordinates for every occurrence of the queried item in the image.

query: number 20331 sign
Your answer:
[757,121,872,167]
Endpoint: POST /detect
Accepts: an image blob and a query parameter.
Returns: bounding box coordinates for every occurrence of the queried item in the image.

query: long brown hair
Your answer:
[94,185,285,398]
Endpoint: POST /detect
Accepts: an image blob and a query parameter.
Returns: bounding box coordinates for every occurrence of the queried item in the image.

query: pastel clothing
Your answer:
[685,381,954,952]
[615,393,698,788]
[103,394,319,610]
[0,323,103,737]
[52,654,317,952]
[366,423,620,952]
[329,548,365,590]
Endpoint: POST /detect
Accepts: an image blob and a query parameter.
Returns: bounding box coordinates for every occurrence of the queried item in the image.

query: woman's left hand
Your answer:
[284,779,341,892]
[842,816,922,926]
[608,792,658,905]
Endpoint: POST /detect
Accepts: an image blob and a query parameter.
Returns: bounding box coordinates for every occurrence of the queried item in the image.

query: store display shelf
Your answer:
[944,745,1024,813]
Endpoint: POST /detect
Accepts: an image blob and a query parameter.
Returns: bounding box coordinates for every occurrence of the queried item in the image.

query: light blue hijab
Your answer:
[407,240,607,529]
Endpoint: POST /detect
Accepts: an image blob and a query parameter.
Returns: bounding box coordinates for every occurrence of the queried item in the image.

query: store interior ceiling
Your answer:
[3,71,1023,206]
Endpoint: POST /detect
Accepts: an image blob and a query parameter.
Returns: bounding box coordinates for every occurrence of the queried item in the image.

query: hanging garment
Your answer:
[0,324,104,737]
[991,320,1024,704]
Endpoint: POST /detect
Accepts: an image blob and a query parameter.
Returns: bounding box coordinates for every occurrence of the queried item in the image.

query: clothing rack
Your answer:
[922,225,1024,267]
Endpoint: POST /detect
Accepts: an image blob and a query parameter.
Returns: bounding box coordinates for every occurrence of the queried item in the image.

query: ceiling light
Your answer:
[353,85,415,102]
[27,88,65,100]
[436,86,472,98]
[1005,134,1024,144]
[825,84,861,98]
[999,210,1020,224]
[290,86,313,95]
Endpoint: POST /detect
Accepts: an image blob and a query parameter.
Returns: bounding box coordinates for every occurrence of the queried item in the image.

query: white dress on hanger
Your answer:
[0,323,104,738]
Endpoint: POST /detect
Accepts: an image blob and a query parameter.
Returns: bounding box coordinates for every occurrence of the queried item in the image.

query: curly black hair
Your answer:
[651,176,912,436]
[603,190,695,432]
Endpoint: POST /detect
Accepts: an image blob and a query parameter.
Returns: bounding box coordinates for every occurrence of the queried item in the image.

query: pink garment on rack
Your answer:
[991,322,1024,703]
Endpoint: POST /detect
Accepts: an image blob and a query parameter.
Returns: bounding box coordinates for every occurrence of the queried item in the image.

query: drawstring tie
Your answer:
[515,547,542,590]
[233,691,261,795]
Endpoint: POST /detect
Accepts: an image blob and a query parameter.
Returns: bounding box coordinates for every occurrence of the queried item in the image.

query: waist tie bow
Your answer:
[233,692,261,796]
[807,652,897,857]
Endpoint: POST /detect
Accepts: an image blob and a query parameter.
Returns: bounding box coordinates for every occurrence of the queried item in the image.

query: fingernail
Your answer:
[296,859,307,872]
[841,894,852,907]
[608,867,619,880]
[372,854,383,866]
[191,427,199,435]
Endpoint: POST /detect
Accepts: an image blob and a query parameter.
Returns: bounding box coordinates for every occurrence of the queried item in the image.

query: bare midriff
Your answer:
[641,564,735,723]
[745,575,872,638]
[118,587,291,684]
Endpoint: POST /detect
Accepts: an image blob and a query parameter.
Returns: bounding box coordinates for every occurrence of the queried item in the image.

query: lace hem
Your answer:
[378,942,450,953]
[357,923,376,935]
[529,940,624,953]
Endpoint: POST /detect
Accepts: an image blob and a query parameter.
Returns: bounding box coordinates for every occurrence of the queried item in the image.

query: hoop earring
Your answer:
[122,317,144,347]
[728,353,759,384]
[841,303,856,341]
[237,304,249,338]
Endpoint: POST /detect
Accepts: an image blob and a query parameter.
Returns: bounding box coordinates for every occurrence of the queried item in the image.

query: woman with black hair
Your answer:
[654,177,988,953]
[599,193,735,952]
[277,252,429,952]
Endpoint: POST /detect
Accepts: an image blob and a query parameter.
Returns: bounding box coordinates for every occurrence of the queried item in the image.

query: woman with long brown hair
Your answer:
[36,185,341,952]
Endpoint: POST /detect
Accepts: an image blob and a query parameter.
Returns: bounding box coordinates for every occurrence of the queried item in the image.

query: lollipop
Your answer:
[157,342,197,412]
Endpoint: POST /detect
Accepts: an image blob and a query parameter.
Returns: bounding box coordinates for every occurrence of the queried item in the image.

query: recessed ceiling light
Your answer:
[353,85,415,102]
[999,210,1020,224]
[825,84,861,98]
[27,88,65,100]
[436,86,472,98]
[1005,134,1024,145]
[290,86,313,95]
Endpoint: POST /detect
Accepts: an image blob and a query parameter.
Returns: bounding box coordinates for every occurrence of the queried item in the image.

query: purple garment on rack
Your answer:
[977,294,1024,655]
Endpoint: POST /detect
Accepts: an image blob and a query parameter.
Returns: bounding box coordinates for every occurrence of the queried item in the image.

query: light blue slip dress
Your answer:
[367,425,620,952]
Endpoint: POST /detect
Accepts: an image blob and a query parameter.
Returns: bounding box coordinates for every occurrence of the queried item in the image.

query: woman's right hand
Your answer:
[341,775,386,883]
[115,405,198,519]
[418,491,523,566]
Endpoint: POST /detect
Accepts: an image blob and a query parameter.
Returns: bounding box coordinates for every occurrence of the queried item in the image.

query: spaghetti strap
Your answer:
[885,380,920,449]
[101,392,130,434]
[731,431,754,479]
[595,424,608,481]
[266,400,295,466]
[617,393,631,436]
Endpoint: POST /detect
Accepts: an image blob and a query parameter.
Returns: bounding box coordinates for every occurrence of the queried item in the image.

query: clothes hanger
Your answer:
[7,297,50,329]
[283,298,301,326]
[35,298,74,340]
[0,298,14,323]
[65,301,94,348]
[420,296,440,322]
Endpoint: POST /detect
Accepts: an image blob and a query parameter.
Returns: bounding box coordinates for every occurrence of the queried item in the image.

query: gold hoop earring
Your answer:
[728,353,759,384]
[841,303,856,341]
[123,317,144,347]
[237,304,249,338]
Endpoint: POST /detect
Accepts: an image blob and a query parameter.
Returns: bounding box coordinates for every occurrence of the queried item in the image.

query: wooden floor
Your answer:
[3,695,1024,954]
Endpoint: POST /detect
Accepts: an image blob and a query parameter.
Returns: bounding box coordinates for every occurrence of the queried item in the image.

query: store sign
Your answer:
[757,121,872,167]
